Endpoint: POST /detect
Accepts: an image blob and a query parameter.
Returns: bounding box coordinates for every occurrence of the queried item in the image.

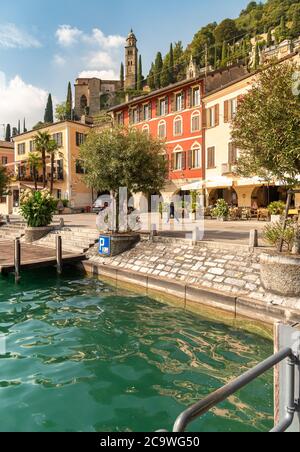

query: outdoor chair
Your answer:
[257,208,270,221]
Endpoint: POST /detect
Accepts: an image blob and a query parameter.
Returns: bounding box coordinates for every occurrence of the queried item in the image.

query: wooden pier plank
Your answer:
[0,241,86,274]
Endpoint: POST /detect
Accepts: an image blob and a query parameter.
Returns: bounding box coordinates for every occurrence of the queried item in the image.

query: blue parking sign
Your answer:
[99,236,111,256]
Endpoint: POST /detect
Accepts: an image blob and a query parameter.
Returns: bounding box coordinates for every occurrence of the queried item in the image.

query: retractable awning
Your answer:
[180,181,204,191]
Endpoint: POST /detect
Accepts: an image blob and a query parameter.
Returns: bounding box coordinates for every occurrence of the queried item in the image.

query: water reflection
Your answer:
[0,268,273,432]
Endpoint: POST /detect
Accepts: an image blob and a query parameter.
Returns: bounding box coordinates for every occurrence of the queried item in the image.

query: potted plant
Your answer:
[189,191,198,221]
[267,201,285,223]
[19,189,58,242]
[211,199,229,221]
[261,220,300,297]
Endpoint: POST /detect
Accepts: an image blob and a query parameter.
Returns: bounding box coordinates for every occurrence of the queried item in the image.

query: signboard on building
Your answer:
[99,236,111,256]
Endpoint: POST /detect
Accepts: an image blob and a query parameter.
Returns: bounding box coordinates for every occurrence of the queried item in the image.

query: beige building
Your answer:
[203,60,300,209]
[7,121,93,215]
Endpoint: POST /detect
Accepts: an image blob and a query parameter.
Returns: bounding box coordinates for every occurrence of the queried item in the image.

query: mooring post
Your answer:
[249,229,259,248]
[278,191,293,253]
[14,238,21,283]
[56,235,62,275]
[150,223,158,241]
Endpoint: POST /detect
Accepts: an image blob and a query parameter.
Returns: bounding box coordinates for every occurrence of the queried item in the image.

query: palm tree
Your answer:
[47,140,59,194]
[34,131,52,188]
[27,152,41,191]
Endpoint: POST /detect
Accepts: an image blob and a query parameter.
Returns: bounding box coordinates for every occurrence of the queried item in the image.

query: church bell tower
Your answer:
[125,30,138,90]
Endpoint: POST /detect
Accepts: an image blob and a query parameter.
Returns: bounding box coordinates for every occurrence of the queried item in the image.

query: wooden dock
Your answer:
[0,241,86,274]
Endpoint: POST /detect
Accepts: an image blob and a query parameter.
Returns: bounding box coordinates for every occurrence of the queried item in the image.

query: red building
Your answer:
[110,78,204,200]
[109,64,249,201]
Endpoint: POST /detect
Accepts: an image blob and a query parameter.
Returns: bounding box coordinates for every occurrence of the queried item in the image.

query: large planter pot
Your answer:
[260,253,300,297]
[25,226,53,243]
[98,233,140,257]
[271,215,281,223]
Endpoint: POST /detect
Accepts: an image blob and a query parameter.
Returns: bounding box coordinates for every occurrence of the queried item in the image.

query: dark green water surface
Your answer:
[0,267,273,432]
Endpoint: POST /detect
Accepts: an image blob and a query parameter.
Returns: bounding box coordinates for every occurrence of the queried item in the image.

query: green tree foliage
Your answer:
[55,102,68,121]
[34,131,53,188]
[160,54,171,88]
[169,43,175,83]
[66,82,72,120]
[254,42,260,69]
[267,28,273,47]
[214,19,239,44]
[27,152,41,191]
[154,52,163,89]
[44,94,54,124]
[120,62,125,88]
[80,127,168,232]
[0,165,8,197]
[147,63,155,90]
[23,118,27,133]
[137,55,143,91]
[18,120,20,134]
[5,124,11,142]
[231,62,300,185]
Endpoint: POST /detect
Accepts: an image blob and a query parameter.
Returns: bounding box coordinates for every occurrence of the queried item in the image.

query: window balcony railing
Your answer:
[221,163,237,176]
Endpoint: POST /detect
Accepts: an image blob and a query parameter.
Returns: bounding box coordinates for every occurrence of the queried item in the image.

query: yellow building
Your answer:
[203,54,300,210]
[9,121,93,215]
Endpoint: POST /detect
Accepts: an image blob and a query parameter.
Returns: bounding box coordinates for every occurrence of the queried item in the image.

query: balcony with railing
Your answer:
[221,163,237,176]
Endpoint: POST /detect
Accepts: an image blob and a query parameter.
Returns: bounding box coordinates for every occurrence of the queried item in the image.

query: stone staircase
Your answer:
[36,227,99,254]
[0,223,26,241]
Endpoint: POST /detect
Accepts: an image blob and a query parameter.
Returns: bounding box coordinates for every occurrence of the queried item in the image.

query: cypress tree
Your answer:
[267,28,272,47]
[23,118,27,133]
[221,41,227,66]
[154,52,163,89]
[254,42,260,69]
[66,82,72,121]
[120,62,124,88]
[160,57,171,88]
[169,43,175,83]
[292,10,300,39]
[147,63,155,90]
[137,55,143,91]
[18,120,21,134]
[12,127,18,137]
[279,17,287,42]
[5,124,11,142]
[44,94,54,123]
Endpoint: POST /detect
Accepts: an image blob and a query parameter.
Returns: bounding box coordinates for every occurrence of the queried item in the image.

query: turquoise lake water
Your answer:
[0,267,273,432]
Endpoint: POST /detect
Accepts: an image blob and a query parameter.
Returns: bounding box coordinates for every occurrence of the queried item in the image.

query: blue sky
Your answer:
[0,0,250,131]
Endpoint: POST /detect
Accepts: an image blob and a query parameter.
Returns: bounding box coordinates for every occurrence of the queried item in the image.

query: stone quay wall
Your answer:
[87,236,300,316]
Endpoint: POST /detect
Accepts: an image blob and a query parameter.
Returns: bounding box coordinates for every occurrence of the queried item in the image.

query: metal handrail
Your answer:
[171,347,298,433]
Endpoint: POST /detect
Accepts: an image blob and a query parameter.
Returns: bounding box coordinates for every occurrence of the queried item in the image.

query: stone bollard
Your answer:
[249,229,258,248]
[292,232,300,255]
[150,224,158,241]
[192,227,200,244]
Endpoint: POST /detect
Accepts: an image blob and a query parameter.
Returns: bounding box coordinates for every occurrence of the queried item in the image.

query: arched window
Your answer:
[158,120,166,139]
[189,142,202,169]
[173,115,183,136]
[172,145,185,171]
[142,124,150,135]
[191,110,201,133]
[80,95,88,109]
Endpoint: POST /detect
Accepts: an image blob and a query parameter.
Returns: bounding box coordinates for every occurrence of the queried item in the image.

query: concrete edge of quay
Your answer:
[82,260,300,327]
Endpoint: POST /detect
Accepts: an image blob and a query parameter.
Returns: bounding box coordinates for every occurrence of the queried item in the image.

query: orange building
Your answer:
[0,140,14,169]
[109,64,249,201]
[109,78,204,200]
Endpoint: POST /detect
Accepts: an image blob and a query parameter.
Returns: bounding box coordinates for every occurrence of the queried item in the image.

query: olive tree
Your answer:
[80,127,168,231]
[231,62,300,185]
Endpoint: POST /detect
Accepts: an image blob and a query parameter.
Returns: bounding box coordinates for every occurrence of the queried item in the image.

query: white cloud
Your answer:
[0,72,48,129]
[55,25,126,81]
[86,51,114,69]
[90,29,125,48]
[0,23,41,49]
[79,70,119,80]
[53,54,66,66]
[56,25,83,47]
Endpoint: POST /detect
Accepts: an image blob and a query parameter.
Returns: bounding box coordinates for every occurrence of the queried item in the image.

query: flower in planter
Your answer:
[20,189,58,228]
[211,199,229,220]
